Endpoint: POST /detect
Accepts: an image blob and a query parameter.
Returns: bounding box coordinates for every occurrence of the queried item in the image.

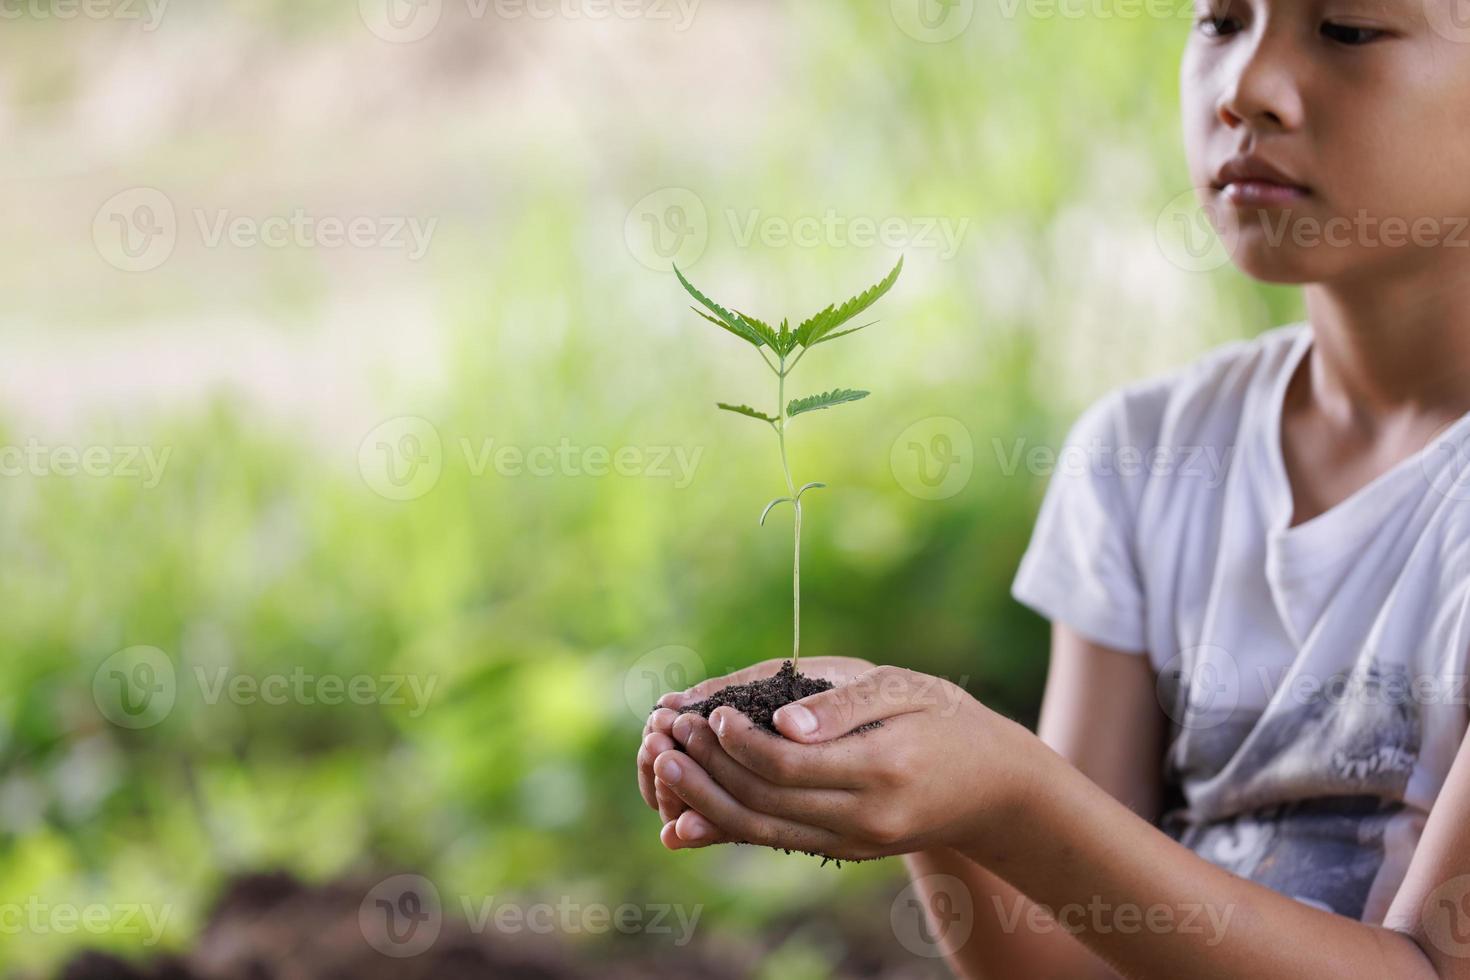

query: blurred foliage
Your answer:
[0,1,1304,974]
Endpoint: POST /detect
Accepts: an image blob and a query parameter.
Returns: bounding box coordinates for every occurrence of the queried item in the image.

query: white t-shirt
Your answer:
[1011,321,1470,924]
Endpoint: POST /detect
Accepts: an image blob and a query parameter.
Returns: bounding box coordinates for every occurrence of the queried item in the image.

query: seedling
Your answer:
[673,257,903,676]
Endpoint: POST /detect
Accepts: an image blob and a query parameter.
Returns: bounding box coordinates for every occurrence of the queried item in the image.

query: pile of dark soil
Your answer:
[676,661,835,734]
[670,661,881,867]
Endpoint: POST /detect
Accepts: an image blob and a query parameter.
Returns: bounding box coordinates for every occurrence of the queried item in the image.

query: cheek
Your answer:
[1178,53,1222,185]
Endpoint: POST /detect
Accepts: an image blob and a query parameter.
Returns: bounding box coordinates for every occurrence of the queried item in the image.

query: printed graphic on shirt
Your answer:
[1159,658,1422,919]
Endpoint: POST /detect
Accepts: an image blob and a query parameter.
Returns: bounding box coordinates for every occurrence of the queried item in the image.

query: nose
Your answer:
[1216,29,1305,133]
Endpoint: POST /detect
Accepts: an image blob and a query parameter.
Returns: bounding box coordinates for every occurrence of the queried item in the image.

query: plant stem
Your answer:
[776,357,801,670]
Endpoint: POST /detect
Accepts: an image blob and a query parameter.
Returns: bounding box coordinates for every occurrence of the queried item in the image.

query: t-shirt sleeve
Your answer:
[1010,389,1149,654]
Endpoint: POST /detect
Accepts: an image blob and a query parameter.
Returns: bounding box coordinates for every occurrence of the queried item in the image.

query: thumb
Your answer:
[772,666,925,743]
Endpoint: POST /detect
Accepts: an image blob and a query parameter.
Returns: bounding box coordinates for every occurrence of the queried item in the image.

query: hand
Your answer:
[637,656,875,843]
[653,665,1041,861]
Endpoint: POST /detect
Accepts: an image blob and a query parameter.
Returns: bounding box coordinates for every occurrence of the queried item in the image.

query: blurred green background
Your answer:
[0,1,1304,975]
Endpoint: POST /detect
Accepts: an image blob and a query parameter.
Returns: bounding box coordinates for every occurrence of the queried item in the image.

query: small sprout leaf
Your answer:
[787,388,870,418]
[717,402,778,423]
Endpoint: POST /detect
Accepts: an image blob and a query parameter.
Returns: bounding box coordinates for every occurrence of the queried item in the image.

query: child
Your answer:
[639,5,1470,976]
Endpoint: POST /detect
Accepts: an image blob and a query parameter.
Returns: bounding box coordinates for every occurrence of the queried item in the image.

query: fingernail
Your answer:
[777,704,817,736]
[712,709,728,738]
[681,813,713,841]
[672,715,693,744]
[660,758,682,784]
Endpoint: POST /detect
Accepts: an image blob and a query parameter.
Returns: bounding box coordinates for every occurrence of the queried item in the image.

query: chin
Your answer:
[1223,234,1329,285]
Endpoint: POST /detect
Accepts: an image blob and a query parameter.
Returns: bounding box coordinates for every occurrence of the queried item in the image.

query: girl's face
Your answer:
[1181,0,1470,285]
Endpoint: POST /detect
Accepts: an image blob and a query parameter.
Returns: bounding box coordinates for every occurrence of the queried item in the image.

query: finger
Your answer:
[671,810,729,848]
[673,713,855,827]
[655,777,687,824]
[639,730,678,811]
[656,660,785,710]
[647,707,678,735]
[653,749,847,857]
[709,706,879,788]
[773,666,930,743]
[660,818,713,851]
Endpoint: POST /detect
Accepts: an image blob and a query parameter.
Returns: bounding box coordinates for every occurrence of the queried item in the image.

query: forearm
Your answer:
[961,735,1441,980]
[903,848,1120,979]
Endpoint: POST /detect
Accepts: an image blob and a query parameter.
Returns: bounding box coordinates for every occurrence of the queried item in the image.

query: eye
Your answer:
[1320,21,1386,44]
[1196,14,1243,36]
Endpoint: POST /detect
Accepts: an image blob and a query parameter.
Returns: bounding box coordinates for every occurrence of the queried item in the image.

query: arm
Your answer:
[903,624,1164,979]
[652,661,1470,979]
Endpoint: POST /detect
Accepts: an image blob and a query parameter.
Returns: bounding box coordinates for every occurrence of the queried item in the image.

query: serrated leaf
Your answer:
[786,388,870,418]
[794,256,903,348]
[717,402,778,423]
[674,265,765,348]
[733,309,785,352]
[810,319,877,347]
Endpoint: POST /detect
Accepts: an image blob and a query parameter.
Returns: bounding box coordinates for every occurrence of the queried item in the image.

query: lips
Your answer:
[1211,155,1311,205]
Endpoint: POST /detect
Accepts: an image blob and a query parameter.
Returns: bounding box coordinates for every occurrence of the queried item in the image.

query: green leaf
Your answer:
[717,402,778,423]
[786,388,870,418]
[810,319,878,347]
[794,256,903,348]
[674,265,765,348]
[733,309,786,353]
